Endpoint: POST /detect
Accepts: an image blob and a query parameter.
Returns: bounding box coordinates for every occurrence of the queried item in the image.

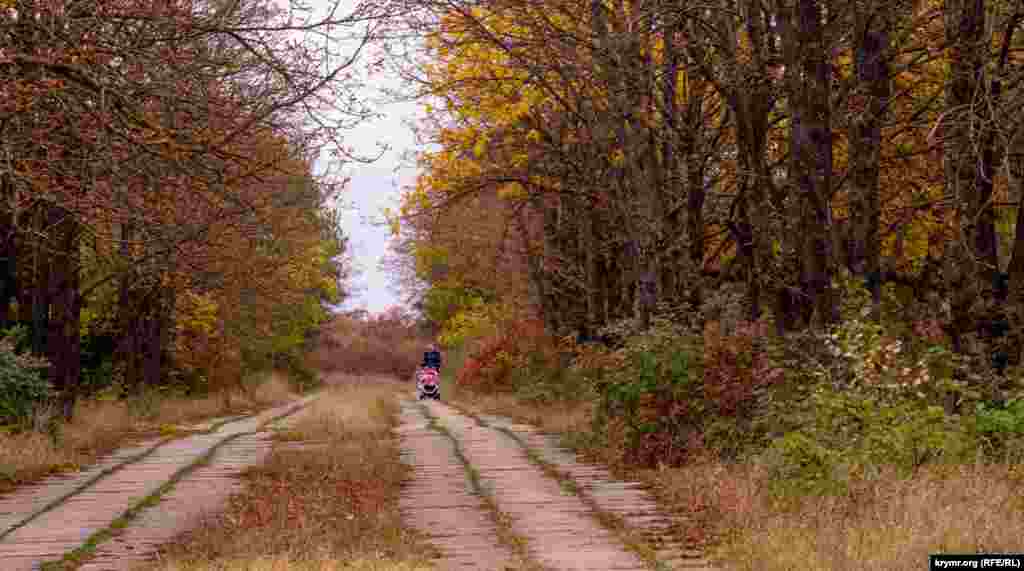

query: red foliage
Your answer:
[624,320,783,467]
[456,318,553,390]
[912,318,946,344]
[700,320,781,416]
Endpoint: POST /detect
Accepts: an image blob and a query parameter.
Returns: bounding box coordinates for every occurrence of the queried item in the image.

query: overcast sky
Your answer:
[331,98,418,315]
[304,0,423,315]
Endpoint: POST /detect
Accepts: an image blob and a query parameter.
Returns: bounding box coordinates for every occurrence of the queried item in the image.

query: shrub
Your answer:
[0,333,52,428]
[456,317,552,392]
[578,315,793,467]
[971,398,1024,460]
[308,313,426,379]
[512,347,593,404]
[763,384,973,496]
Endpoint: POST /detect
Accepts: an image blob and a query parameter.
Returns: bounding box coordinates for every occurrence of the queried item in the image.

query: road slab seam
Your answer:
[0,436,176,543]
[427,402,649,571]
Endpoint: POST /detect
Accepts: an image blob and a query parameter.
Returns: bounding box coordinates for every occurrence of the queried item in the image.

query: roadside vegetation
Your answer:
[436,283,1024,569]
[0,319,311,493]
[140,310,437,571]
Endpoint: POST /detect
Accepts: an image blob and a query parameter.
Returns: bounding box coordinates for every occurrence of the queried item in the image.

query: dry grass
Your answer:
[140,376,437,571]
[151,372,295,425]
[0,373,296,492]
[454,391,593,436]
[705,462,1024,571]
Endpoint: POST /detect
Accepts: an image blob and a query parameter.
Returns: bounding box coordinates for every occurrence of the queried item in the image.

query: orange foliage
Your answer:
[457,318,552,391]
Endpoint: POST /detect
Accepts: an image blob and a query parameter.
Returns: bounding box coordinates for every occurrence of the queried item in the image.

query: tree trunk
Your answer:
[142,291,164,389]
[709,0,778,327]
[944,0,988,351]
[1004,127,1024,363]
[115,221,142,393]
[849,6,890,320]
[0,176,15,328]
[581,204,601,336]
[540,197,562,333]
[44,206,81,420]
[789,0,837,329]
[30,206,49,357]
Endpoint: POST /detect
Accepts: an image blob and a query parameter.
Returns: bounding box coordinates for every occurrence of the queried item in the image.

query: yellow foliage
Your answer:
[497,183,528,200]
[179,291,219,337]
[611,148,626,167]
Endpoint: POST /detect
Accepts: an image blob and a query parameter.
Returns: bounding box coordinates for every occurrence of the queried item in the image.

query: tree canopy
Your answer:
[389,0,1024,365]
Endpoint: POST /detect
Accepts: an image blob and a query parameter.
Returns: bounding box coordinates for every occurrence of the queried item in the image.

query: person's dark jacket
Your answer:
[422,350,442,370]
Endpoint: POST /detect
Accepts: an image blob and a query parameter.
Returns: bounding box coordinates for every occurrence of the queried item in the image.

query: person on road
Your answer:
[422,343,442,372]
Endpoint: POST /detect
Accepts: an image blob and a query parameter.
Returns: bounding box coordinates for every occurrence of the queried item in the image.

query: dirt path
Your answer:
[398,399,714,571]
[0,396,315,570]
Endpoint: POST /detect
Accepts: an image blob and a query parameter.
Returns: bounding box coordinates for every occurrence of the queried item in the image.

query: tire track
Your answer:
[471,412,715,571]
[401,399,649,571]
[397,400,521,571]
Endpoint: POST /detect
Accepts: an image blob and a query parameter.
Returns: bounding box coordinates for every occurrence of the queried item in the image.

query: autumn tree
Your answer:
[0,0,380,416]
[387,0,1024,390]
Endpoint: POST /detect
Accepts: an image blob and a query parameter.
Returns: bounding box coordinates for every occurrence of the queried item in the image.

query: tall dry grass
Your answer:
[702,462,1024,570]
[142,377,436,571]
[455,391,593,436]
[0,373,295,492]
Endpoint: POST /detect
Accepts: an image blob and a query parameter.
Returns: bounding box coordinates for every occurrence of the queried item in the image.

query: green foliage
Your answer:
[763,384,972,496]
[512,348,593,404]
[2,324,31,353]
[81,360,116,395]
[0,329,51,428]
[971,399,1024,459]
[233,291,332,385]
[590,320,720,466]
[284,356,320,393]
[429,286,500,347]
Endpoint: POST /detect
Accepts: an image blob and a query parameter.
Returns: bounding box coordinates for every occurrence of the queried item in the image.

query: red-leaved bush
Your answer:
[457,318,552,391]
[611,319,784,467]
[701,320,782,417]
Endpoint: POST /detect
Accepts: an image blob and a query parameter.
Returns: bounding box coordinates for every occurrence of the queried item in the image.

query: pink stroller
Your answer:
[416,367,441,400]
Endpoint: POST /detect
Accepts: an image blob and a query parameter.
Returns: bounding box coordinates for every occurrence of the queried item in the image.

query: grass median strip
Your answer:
[40,398,316,571]
[0,434,177,543]
[0,412,256,543]
[0,375,296,496]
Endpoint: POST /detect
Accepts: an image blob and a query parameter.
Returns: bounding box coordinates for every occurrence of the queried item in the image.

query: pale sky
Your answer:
[334,100,418,314]
[304,0,423,315]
